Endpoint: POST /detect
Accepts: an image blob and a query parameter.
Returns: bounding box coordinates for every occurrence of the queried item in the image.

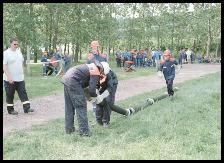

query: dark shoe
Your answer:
[97,121,103,126]
[8,110,18,115]
[103,122,109,128]
[24,108,34,113]
[79,131,92,137]
[169,95,174,101]
[66,127,76,134]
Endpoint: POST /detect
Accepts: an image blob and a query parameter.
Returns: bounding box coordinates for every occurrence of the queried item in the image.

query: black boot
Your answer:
[103,122,109,128]
[65,127,76,134]
[23,103,34,113]
[169,95,174,101]
[7,106,18,115]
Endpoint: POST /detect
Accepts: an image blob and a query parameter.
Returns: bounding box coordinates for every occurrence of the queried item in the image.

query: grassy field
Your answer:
[3,72,221,160]
[3,61,157,102]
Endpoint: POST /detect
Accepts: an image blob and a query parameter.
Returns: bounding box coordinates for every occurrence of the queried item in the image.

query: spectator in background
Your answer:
[186,48,192,64]
[178,49,185,68]
[141,49,147,67]
[136,50,141,67]
[197,53,203,63]
[122,49,130,67]
[40,51,50,76]
[204,55,211,63]
[86,40,107,64]
[115,49,122,67]
[190,49,195,64]
[153,48,161,71]
[52,48,62,74]
[63,52,71,73]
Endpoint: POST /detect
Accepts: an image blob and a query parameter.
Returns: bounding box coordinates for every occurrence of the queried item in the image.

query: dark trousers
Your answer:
[4,80,30,112]
[166,78,174,96]
[95,84,128,123]
[95,84,117,124]
[95,100,111,124]
[178,58,182,66]
[116,58,121,67]
[122,58,128,67]
[64,84,90,134]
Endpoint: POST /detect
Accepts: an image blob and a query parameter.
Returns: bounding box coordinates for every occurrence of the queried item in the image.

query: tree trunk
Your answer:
[34,48,38,63]
[72,43,75,62]
[26,45,31,75]
[129,3,137,50]
[48,7,53,51]
[108,39,110,56]
[180,38,183,48]
[64,43,67,54]
[177,37,180,51]
[52,7,59,49]
[75,43,79,63]
[215,32,221,58]
[193,39,196,51]
[79,49,82,60]
[87,44,89,53]
[206,19,211,56]
[147,36,150,50]
[157,25,160,48]
[68,44,70,55]
[171,5,176,49]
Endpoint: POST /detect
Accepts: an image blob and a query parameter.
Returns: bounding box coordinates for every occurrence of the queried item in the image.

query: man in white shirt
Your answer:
[3,37,34,115]
[186,48,192,64]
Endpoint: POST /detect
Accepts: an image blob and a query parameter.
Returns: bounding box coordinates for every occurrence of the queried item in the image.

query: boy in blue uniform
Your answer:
[94,62,134,127]
[158,50,179,100]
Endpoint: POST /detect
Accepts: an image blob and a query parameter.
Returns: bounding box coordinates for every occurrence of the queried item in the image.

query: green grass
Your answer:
[3,75,64,103]
[111,65,156,81]
[3,72,221,160]
[3,61,157,102]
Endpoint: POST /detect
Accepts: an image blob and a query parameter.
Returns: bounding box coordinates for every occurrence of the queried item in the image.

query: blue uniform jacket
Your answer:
[159,59,178,80]
[86,52,107,64]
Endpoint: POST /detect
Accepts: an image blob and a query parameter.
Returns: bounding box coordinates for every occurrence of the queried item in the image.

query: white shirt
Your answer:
[3,48,24,81]
[186,50,191,60]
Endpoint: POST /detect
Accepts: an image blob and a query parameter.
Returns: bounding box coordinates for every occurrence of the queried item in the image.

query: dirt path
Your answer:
[3,64,221,136]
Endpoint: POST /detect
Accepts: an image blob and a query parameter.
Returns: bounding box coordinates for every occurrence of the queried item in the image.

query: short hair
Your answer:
[10,37,18,43]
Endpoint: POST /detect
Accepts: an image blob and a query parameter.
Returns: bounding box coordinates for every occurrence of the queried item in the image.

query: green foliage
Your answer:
[3,72,221,160]
[3,3,221,62]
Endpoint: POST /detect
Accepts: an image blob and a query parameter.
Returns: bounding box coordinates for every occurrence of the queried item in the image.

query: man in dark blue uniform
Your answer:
[61,61,104,136]
[86,40,107,64]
